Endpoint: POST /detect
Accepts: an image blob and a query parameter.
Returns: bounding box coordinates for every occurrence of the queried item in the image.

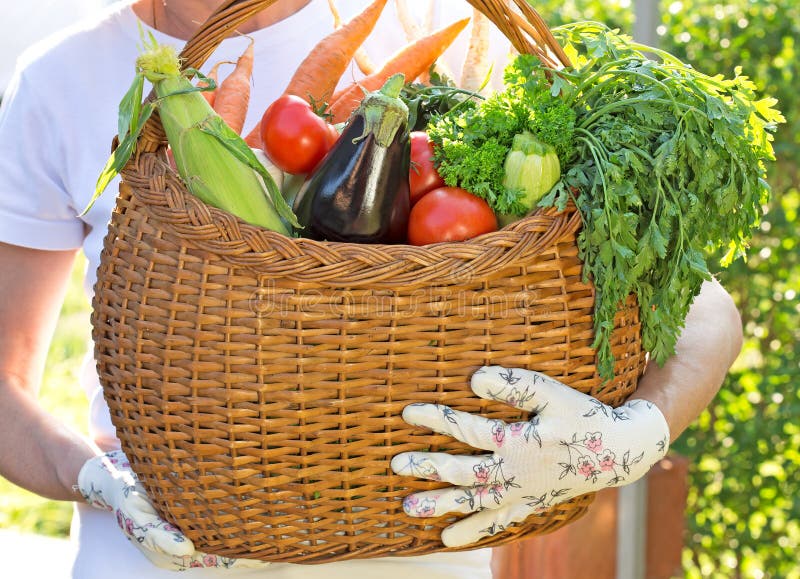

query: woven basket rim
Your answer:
[120,153,583,286]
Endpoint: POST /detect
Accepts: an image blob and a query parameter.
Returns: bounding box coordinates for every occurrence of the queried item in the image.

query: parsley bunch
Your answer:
[537,22,784,377]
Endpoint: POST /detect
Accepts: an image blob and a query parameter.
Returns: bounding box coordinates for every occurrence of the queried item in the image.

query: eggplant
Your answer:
[293,74,410,244]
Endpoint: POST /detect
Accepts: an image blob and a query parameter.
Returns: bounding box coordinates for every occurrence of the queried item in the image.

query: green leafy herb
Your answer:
[400,69,483,132]
[536,22,784,377]
[427,54,576,215]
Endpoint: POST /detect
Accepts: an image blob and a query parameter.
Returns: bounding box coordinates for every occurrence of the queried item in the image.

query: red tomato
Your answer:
[260,95,332,174]
[407,187,498,246]
[409,131,446,205]
[325,123,340,149]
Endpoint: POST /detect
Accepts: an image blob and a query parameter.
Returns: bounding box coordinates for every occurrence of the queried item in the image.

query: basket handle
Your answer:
[136,0,571,152]
[178,0,570,71]
[179,0,280,73]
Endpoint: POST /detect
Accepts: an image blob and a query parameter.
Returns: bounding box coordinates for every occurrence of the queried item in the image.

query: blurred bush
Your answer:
[659,2,799,577]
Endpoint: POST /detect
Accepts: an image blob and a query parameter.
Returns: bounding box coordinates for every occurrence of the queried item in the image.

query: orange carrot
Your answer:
[327,0,376,75]
[243,122,262,149]
[327,17,470,123]
[199,60,229,107]
[213,39,254,135]
[284,0,387,104]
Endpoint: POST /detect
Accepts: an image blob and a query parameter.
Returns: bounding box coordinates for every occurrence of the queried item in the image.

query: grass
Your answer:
[0,253,91,537]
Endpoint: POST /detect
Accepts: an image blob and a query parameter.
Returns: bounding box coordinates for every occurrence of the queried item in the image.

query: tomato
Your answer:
[326,123,340,149]
[407,187,498,246]
[260,95,332,175]
[408,131,446,205]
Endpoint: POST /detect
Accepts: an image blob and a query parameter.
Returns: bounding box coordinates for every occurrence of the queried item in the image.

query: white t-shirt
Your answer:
[0,1,511,576]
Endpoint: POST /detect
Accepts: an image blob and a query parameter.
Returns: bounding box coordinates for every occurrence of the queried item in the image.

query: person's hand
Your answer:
[77,450,268,571]
[391,366,670,548]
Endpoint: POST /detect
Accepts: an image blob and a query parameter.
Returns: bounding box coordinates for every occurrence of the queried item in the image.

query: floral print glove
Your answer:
[391,366,670,548]
[77,450,268,571]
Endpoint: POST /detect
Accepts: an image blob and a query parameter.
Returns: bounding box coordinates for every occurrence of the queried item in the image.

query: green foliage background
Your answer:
[531,0,799,576]
[0,2,797,577]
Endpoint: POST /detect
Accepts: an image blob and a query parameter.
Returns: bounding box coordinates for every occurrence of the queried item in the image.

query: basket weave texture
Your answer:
[91,0,647,564]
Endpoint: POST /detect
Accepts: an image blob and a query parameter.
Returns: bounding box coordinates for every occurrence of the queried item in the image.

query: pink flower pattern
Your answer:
[80,451,255,570]
[474,462,491,484]
[598,450,616,471]
[509,422,526,437]
[557,430,644,486]
[584,432,603,453]
[491,421,505,447]
[416,498,437,517]
[577,456,598,479]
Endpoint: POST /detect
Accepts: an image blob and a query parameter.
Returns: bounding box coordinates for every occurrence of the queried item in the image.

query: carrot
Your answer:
[460,8,491,93]
[198,60,230,107]
[284,0,388,104]
[243,122,262,149]
[327,17,470,123]
[327,0,376,75]
[212,39,254,135]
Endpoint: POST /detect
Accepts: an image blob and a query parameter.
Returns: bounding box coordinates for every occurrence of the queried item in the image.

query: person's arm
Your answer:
[0,241,98,501]
[633,277,743,441]
[0,241,271,570]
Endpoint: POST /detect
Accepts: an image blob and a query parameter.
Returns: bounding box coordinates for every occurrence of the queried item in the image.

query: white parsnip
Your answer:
[394,0,454,81]
[460,8,492,93]
[395,0,423,41]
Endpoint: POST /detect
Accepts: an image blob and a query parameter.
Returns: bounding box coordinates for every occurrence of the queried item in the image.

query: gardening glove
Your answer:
[391,366,670,548]
[77,450,269,571]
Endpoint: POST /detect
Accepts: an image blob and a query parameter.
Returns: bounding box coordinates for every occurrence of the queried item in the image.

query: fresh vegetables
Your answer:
[211,38,254,135]
[460,8,492,93]
[199,60,228,107]
[427,56,576,216]
[94,15,782,385]
[90,34,297,236]
[293,74,410,243]
[543,24,781,377]
[244,0,387,149]
[327,17,470,123]
[427,23,782,378]
[394,0,454,82]
[407,186,497,245]
[408,131,445,205]
[501,131,561,212]
[285,0,387,105]
[260,95,336,175]
[399,70,478,132]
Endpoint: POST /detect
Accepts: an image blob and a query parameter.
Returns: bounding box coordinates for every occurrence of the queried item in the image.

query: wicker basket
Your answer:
[91,0,646,564]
